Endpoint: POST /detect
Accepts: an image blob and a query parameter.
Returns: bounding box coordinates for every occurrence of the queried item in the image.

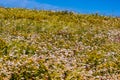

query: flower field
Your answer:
[0,7,120,80]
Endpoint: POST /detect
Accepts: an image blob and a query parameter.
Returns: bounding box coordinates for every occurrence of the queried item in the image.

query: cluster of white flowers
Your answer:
[107,29,120,42]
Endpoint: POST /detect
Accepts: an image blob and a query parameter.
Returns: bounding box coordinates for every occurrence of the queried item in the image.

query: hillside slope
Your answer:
[0,7,120,79]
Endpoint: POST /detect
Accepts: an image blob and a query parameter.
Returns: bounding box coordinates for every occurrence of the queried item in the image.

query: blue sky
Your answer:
[0,0,120,16]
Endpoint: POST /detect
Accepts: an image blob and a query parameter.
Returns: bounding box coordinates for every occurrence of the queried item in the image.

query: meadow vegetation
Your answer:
[0,7,120,80]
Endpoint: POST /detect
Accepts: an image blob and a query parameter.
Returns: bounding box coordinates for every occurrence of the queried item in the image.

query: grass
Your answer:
[0,7,120,80]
